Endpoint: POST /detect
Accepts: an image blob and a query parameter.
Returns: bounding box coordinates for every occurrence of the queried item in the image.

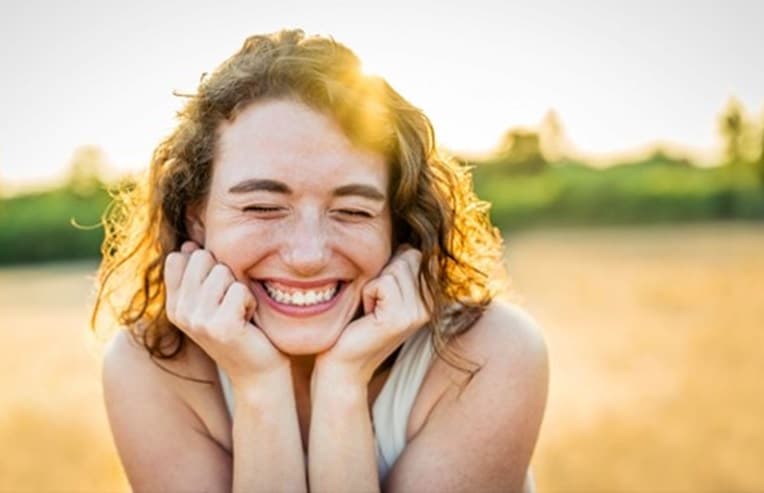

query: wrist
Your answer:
[231,363,294,407]
[311,362,368,406]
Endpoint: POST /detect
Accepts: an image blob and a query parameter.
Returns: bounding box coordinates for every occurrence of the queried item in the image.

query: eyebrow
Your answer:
[228,179,386,202]
[228,179,290,194]
[333,183,386,202]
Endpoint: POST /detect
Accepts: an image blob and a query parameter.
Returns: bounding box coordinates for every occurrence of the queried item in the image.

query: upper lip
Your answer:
[259,277,346,289]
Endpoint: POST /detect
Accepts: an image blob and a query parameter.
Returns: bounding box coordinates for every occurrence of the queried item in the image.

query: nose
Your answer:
[280,210,331,277]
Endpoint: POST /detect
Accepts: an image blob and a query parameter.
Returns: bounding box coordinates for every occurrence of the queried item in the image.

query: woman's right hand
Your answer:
[164,241,289,387]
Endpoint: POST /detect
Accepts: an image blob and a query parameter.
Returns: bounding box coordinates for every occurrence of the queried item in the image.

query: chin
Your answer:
[261,321,345,355]
[251,283,363,356]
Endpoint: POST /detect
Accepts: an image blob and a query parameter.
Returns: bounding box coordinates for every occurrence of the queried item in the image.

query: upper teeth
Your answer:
[263,283,339,306]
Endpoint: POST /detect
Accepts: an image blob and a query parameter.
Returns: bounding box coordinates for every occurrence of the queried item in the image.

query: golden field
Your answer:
[1,223,762,492]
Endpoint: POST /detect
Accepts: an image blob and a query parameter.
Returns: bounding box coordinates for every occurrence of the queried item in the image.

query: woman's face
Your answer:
[193,98,393,355]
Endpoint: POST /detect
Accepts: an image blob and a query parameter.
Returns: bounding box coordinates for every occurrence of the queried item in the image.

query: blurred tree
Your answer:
[539,109,566,163]
[716,98,764,210]
[646,147,692,168]
[719,98,760,167]
[496,128,548,174]
[66,145,107,197]
[758,113,764,186]
[719,98,745,167]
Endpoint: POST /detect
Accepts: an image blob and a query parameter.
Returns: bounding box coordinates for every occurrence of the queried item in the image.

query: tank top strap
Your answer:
[371,326,435,480]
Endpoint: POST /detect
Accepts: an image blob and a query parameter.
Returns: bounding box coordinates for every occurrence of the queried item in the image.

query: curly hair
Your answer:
[91,29,506,377]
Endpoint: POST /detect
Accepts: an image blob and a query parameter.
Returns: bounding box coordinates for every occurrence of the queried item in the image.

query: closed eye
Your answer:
[243,205,283,213]
[336,209,373,218]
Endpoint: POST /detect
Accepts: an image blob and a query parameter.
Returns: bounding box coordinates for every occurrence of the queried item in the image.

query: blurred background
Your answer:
[1,1,762,491]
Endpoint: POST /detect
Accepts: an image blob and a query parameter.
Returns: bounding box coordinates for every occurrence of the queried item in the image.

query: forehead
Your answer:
[212,99,388,192]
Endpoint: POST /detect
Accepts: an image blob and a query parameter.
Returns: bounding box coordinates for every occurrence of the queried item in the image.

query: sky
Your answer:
[1,0,763,187]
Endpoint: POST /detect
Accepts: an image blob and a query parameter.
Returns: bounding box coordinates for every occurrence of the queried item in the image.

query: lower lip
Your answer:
[252,281,347,318]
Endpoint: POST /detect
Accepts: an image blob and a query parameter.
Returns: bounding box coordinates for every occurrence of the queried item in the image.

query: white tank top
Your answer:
[216,327,535,490]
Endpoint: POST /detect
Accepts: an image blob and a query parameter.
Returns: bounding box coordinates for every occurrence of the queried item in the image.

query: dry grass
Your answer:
[0,222,761,492]
[503,222,764,492]
[0,261,128,492]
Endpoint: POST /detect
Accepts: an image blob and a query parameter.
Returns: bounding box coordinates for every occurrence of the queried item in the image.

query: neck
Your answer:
[289,354,317,384]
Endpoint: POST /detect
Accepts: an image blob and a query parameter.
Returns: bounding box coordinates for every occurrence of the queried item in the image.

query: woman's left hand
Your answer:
[313,245,432,389]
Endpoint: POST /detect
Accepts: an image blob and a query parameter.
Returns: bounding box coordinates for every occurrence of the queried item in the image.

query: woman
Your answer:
[93,29,548,492]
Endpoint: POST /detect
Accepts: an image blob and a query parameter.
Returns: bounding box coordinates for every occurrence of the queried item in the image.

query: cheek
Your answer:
[333,224,392,275]
[203,222,277,273]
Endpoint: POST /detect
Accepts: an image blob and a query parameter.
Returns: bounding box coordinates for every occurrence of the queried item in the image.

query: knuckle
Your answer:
[388,261,405,274]
[376,277,394,294]
[189,249,213,267]
[226,281,244,297]
[380,272,397,285]
[190,249,209,260]
[210,264,234,284]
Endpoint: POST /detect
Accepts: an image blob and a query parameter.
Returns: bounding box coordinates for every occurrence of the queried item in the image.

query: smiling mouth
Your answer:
[261,281,342,307]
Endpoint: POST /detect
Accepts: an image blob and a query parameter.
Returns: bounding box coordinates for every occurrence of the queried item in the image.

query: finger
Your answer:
[387,244,419,282]
[219,282,257,328]
[164,251,190,313]
[391,265,426,330]
[180,249,216,290]
[369,273,399,312]
[391,250,433,328]
[362,273,398,315]
[198,263,236,314]
[398,247,422,277]
[397,249,432,311]
[176,250,217,323]
[164,252,188,292]
[382,259,409,301]
[362,278,379,315]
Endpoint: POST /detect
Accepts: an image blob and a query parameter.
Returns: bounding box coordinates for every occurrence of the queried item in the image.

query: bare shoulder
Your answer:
[390,300,548,490]
[441,299,549,385]
[476,299,547,367]
[102,329,230,440]
[103,328,216,390]
[102,330,232,491]
[409,299,549,438]
[102,329,154,380]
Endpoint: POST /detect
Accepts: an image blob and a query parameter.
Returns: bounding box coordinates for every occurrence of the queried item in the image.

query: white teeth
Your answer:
[263,283,339,307]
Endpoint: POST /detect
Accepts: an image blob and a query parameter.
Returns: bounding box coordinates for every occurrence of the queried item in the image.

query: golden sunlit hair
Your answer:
[91,29,506,376]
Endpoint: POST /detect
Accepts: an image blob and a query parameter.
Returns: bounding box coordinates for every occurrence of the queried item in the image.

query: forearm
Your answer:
[231,366,307,493]
[308,366,380,493]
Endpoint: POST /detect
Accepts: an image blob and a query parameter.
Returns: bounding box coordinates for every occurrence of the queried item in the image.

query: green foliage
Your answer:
[0,187,111,265]
[472,156,764,232]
